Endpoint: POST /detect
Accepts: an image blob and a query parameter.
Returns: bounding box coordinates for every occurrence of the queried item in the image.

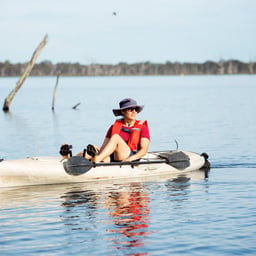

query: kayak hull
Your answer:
[0,151,208,187]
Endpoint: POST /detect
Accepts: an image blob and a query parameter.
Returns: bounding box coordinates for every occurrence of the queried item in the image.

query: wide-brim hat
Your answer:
[112,98,144,116]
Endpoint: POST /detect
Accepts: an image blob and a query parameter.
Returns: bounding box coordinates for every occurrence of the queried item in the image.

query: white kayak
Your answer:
[0,151,210,188]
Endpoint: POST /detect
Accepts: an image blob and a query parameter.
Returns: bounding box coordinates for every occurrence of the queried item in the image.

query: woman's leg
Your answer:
[93,134,130,163]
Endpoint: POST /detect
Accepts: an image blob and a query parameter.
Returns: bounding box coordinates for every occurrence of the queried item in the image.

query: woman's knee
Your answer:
[110,134,122,142]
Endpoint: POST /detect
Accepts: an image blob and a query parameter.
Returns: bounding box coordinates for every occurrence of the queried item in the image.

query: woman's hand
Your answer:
[122,157,132,162]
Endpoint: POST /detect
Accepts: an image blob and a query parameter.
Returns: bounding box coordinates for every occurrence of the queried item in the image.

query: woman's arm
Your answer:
[123,137,150,162]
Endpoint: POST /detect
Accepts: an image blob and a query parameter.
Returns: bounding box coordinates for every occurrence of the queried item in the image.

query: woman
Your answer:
[92,98,150,163]
[60,98,150,163]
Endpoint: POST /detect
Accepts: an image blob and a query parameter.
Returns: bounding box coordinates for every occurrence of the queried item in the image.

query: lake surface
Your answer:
[0,75,256,255]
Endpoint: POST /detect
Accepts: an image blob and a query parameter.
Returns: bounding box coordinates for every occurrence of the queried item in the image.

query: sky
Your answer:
[1,0,256,64]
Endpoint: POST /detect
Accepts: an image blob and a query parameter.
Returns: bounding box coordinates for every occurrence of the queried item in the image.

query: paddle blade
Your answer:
[63,156,93,176]
[158,151,190,170]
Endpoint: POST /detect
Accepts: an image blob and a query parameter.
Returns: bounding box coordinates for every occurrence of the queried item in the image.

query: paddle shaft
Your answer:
[68,158,189,168]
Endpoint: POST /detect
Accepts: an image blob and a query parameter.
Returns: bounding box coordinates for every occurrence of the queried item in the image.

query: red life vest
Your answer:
[111,119,148,151]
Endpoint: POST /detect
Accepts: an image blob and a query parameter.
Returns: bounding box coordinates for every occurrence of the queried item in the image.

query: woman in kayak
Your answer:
[60,98,150,163]
[91,98,150,163]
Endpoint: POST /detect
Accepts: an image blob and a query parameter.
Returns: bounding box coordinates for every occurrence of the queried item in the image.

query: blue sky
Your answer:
[1,0,255,64]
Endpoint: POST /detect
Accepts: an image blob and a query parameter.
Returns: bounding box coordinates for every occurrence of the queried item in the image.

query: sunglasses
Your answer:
[126,107,140,112]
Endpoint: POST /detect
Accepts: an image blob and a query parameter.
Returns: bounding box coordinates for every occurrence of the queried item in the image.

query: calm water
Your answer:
[0,75,256,255]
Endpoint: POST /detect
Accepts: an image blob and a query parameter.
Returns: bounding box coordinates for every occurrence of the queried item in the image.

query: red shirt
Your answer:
[105,121,150,144]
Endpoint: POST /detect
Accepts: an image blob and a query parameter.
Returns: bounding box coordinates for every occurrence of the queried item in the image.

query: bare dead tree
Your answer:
[2,34,48,112]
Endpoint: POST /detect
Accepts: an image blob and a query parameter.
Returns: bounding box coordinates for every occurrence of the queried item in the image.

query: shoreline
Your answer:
[1,60,255,77]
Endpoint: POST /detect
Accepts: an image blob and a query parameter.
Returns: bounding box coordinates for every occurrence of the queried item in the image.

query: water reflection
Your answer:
[0,171,209,255]
[58,171,208,253]
[164,170,209,201]
[104,185,150,250]
[60,189,99,231]
[60,183,150,252]
[163,175,192,210]
[165,175,191,192]
[61,190,98,212]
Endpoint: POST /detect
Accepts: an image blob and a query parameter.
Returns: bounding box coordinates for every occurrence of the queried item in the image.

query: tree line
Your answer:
[0,60,255,77]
